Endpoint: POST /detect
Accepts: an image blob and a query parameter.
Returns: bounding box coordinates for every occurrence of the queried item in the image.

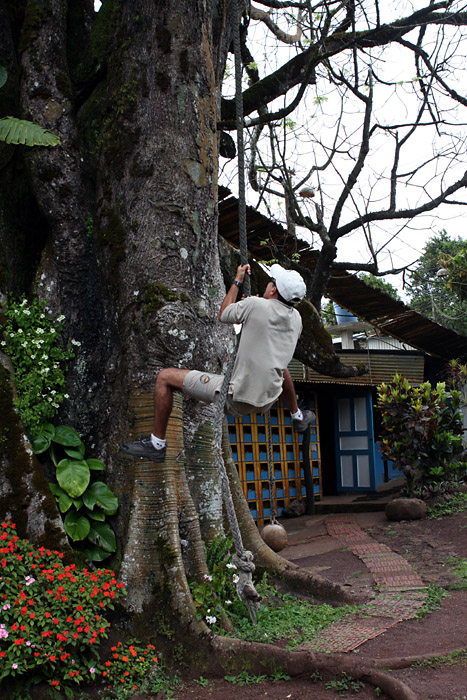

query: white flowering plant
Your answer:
[1,295,75,434]
[189,534,245,630]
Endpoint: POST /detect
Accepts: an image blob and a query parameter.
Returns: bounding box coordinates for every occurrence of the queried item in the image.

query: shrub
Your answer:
[0,521,125,690]
[376,374,466,495]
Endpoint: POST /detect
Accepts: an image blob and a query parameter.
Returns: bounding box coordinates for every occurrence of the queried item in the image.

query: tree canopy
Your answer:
[406,230,467,335]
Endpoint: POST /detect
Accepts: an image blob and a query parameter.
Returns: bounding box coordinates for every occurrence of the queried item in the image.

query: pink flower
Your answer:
[12,663,18,669]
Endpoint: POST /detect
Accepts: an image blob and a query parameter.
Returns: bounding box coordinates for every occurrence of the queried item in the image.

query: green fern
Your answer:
[0,116,60,147]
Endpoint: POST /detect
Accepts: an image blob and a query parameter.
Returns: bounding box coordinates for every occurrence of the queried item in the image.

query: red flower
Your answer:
[15,638,24,645]
[51,681,59,687]
[49,655,56,661]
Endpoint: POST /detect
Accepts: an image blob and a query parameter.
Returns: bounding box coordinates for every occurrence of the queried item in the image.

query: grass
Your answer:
[411,649,467,669]
[232,576,361,648]
[448,557,467,590]
[427,491,467,519]
[415,584,448,618]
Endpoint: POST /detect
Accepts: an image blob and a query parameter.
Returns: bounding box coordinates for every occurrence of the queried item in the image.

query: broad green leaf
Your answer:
[88,522,117,552]
[0,116,60,146]
[82,481,118,515]
[84,507,106,522]
[52,425,82,447]
[64,511,90,541]
[31,423,55,454]
[75,542,112,562]
[0,66,7,89]
[86,458,106,471]
[49,483,73,513]
[56,458,90,498]
[72,497,83,510]
[65,444,86,459]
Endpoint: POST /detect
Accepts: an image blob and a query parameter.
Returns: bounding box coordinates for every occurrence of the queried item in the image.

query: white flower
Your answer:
[51,390,56,395]
[17,328,23,334]
[64,394,69,399]
[23,309,30,316]
[226,563,237,569]
[21,342,28,348]
[30,354,36,359]
[57,315,65,322]
[36,328,44,334]
[203,574,213,582]
[0,341,5,346]
[205,615,217,625]
[225,600,232,605]
[50,328,56,334]
[71,339,81,346]
[232,574,239,584]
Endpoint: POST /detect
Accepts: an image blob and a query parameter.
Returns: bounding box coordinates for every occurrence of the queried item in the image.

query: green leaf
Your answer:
[84,507,106,522]
[0,66,7,89]
[86,458,106,471]
[88,522,117,552]
[0,116,60,146]
[75,542,112,561]
[65,444,86,459]
[56,458,90,498]
[31,423,55,453]
[52,425,82,447]
[49,483,73,513]
[64,510,91,541]
[82,481,118,515]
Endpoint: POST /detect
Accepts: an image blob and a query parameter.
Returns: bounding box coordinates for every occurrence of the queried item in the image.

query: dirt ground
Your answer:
[173,508,467,700]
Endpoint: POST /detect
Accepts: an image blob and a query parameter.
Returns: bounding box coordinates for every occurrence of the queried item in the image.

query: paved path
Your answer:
[297,514,427,653]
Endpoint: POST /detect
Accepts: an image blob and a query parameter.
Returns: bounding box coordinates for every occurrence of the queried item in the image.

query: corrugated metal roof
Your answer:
[288,352,425,386]
[219,194,467,360]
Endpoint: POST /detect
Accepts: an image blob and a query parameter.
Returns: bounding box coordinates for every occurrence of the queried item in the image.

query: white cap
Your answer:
[270,264,306,304]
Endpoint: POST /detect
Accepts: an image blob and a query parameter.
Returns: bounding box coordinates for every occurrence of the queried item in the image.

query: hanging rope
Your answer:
[212,0,260,624]
[266,410,278,523]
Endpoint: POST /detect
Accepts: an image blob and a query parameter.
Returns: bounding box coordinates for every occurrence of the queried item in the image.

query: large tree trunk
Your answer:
[0,0,362,644]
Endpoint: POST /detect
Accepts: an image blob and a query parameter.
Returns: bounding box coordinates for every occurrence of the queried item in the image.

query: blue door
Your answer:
[334,393,375,491]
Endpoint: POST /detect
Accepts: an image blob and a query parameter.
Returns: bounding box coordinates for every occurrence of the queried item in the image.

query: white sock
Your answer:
[151,434,166,450]
[291,408,303,421]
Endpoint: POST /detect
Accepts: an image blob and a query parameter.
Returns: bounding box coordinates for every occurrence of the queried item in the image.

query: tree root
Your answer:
[372,647,467,669]
[206,636,420,700]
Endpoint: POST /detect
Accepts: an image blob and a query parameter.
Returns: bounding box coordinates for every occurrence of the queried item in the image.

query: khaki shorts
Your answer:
[182,370,275,417]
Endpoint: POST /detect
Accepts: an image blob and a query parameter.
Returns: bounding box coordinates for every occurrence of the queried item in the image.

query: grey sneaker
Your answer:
[292,409,316,433]
[120,437,167,462]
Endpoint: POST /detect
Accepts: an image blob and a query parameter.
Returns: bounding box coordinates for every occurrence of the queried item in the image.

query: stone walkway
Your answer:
[298,514,427,653]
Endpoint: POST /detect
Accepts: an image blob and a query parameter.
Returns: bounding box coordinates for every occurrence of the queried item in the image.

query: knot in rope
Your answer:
[232,551,262,624]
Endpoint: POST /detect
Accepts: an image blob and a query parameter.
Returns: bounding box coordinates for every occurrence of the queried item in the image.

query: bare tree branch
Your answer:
[221,4,467,124]
[250,5,303,44]
[335,169,467,238]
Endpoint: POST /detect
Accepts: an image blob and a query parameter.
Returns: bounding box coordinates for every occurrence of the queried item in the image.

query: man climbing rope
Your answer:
[120,263,315,462]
